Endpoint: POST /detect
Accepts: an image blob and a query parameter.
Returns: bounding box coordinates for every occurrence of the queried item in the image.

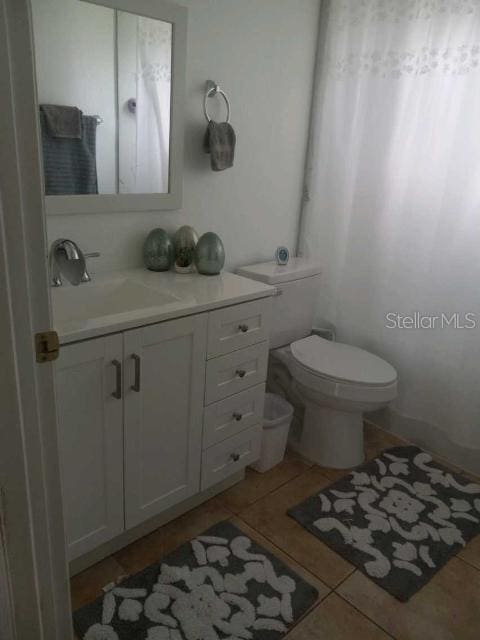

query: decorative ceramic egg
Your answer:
[194,232,225,275]
[143,228,174,271]
[173,225,199,273]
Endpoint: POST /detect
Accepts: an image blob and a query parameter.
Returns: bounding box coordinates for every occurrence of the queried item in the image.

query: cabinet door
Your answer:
[124,314,207,529]
[55,335,124,560]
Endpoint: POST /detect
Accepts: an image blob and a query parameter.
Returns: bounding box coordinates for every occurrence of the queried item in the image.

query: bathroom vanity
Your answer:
[52,270,273,569]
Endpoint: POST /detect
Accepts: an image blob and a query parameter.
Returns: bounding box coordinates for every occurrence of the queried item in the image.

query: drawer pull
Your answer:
[230,453,240,462]
[236,369,246,379]
[238,324,249,333]
[232,412,243,422]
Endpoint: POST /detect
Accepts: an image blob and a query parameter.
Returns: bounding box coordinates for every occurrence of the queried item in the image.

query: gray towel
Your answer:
[203,121,236,171]
[40,104,82,139]
[40,112,99,195]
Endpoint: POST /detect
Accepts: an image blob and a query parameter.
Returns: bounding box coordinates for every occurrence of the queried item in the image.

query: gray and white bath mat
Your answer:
[74,520,319,640]
[288,446,480,601]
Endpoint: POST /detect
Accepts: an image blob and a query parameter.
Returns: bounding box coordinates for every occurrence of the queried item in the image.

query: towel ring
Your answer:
[204,80,231,123]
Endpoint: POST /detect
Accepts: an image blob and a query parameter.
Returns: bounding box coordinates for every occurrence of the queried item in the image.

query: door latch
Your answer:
[35,331,60,363]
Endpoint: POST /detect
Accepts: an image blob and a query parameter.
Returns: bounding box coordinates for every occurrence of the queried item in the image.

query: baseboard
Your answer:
[69,470,245,576]
[368,408,480,478]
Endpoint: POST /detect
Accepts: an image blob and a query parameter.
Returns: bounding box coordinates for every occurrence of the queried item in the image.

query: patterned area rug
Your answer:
[74,521,319,640]
[288,446,480,601]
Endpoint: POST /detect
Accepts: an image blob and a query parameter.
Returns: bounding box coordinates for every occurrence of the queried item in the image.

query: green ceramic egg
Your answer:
[173,225,199,271]
[194,232,225,275]
[143,228,174,272]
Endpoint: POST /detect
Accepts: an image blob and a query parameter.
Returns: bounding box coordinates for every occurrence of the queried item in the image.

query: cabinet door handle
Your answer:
[236,369,246,378]
[131,354,141,393]
[112,360,122,399]
[230,452,240,462]
[238,324,249,333]
[232,412,243,422]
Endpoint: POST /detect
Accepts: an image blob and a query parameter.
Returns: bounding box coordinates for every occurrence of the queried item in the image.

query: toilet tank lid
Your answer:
[237,258,321,284]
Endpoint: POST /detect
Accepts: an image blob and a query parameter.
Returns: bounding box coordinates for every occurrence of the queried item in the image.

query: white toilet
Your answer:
[237,258,398,468]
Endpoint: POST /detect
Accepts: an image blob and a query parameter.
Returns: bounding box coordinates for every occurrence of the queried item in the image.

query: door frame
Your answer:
[0,0,72,637]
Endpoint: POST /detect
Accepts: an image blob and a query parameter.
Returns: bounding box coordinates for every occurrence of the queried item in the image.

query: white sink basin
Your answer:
[53,277,179,327]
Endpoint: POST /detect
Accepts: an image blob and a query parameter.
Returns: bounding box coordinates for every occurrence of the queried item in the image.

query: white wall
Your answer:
[46,0,321,273]
[32,0,117,193]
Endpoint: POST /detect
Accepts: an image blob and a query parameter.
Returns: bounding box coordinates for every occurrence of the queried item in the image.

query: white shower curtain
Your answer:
[135,17,171,193]
[300,0,480,469]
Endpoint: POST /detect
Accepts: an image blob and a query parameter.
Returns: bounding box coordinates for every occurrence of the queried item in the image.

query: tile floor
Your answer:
[71,423,480,639]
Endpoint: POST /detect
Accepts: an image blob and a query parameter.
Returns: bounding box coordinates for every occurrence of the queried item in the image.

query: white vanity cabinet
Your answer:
[123,315,207,529]
[54,291,272,564]
[55,335,125,560]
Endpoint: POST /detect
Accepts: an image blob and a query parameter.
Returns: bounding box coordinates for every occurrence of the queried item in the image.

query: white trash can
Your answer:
[251,393,294,473]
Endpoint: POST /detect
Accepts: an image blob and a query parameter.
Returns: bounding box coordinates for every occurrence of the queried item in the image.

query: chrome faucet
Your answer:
[49,239,99,287]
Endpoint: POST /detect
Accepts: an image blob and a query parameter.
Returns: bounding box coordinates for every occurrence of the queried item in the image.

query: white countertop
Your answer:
[52,268,275,344]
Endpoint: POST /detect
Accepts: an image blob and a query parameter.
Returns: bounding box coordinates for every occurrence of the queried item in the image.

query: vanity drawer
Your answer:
[203,384,265,448]
[205,342,268,405]
[207,298,272,358]
[201,424,262,491]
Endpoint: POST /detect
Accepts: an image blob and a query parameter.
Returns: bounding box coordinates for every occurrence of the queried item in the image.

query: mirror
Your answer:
[30,0,187,214]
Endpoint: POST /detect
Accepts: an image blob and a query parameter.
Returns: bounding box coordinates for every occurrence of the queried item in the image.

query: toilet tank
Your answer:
[237,258,321,348]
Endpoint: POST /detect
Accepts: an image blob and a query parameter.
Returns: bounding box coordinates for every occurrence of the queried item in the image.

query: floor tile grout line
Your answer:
[229,464,317,513]
[333,589,398,639]
[234,516,331,590]
[323,590,398,640]
[283,598,326,637]
[234,511,338,593]
[287,590,397,639]
[113,553,135,578]
[329,564,357,591]
[228,463,347,517]
[455,552,480,573]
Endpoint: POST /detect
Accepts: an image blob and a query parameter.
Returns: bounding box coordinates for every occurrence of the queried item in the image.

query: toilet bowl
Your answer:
[281,335,397,467]
[237,259,398,468]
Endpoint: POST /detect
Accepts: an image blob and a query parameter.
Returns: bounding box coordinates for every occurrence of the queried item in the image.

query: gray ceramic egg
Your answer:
[143,228,175,271]
[194,232,225,275]
[173,225,199,270]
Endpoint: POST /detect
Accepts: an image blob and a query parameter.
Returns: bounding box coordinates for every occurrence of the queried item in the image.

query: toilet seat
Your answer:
[288,336,398,405]
[290,335,397,387]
